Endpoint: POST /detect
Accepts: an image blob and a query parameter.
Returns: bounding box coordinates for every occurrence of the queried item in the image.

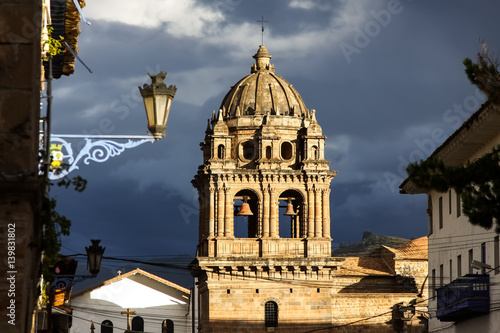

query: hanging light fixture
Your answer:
[86,239,105,277]
[237,196,253,216]
[139,72,177,139]
[283,198,296,216]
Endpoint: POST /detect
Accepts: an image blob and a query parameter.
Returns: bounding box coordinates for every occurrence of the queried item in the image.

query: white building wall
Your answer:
[69,277,192,333]
[428,133,500,332]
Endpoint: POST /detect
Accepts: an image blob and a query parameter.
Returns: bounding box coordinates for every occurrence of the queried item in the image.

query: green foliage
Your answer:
[41,176,87,280]
[463,40,500,103]
[44,26,64,59]
[362,230,374,240]
[407,145,500,232]
[57,175,87,192]
[40,197,71,279]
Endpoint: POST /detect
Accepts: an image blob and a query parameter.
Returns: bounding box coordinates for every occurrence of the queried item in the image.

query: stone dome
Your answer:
[220,45,308,118]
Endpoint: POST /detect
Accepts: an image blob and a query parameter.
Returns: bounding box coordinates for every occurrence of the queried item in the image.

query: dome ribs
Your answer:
[270,73,291,116]
[254,72,261,115]
[239,82,250,115]
[287,82,307,117]
[268,83,276,115]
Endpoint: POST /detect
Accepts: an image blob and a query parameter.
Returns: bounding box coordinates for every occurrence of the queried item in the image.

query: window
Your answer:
[439,264,444,287]
[468,249,474,274]
[431,269,436,298]
[428,195,433,235]
[448,190,452,214]
[280,142,293,160]
[449,259,453,283]
[266,146,272,159]
[241,141,255,160]
[132,317,144,332]
[495,236,499,275]
[101,320,113,333]
[217,144,225,159]
[265,301,278,327]
[481,242,486,274]
[457,255,462,277]
[457,191,461,217]
[162,319,174,333]
[438,197,443,229]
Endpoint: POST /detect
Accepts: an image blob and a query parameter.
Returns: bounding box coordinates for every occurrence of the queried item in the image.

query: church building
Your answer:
[190,45,427,332]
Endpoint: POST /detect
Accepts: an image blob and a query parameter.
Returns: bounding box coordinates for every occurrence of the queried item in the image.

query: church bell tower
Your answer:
[191,45,338,332]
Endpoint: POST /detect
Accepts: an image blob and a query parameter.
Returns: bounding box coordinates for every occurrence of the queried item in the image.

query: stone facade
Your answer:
[191,46,427,332]
[0,1,44,332]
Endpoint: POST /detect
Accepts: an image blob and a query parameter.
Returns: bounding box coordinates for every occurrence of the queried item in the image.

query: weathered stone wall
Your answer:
[196,265,427,333]
[0,1,43,332]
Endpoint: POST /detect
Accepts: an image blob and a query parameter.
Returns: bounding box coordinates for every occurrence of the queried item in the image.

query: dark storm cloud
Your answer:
[52,1,500,266]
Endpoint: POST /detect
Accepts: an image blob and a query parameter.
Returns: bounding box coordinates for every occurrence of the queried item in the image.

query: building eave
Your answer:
[400,101,500,194]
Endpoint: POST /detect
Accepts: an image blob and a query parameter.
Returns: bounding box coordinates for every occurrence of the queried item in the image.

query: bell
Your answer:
[283,198,296,216]
[237,197,253,216]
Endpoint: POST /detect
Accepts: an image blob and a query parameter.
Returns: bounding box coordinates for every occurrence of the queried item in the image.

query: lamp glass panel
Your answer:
[154,95,168,126]
[143,97,155,127]
[163,99,172,126]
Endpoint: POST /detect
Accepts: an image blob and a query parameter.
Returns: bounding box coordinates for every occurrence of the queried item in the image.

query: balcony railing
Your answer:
[436,274,490,322]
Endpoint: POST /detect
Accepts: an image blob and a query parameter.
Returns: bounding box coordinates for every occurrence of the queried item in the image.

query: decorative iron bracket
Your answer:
[50,274,95,290]
[48,134,155,180]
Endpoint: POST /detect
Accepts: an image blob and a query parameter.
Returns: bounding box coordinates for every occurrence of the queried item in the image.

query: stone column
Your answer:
[198,195,204,241]
[315,188,322,237]
[270,188,277,237]
[217,186,224,237]
[224,186,232,237]
[209,187,215,238]
[263,185,270,237]
[307,188,315,238]
[322,189,331,238]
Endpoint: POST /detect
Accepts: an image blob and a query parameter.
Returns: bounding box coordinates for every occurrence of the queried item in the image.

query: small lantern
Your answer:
[50,144,63,169]
[86,239,105,277]
[138,72,177,139]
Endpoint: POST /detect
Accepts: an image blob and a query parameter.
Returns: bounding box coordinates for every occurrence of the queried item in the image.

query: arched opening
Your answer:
[162,319,174,333]
[278,189,304,238]
[234,189,259,238]
[312,145,318,160]
[281,141,293,160]
[217,144,225,159]
[101,320,113,333]
[265,301,278,327]
[266,146,272,159]
[132,317,144,332]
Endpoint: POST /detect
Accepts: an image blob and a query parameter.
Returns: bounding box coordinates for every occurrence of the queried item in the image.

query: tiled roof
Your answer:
[337,257,393,276]
[72,268,190,298]
[394,237,428,260]
[337,237,428,276]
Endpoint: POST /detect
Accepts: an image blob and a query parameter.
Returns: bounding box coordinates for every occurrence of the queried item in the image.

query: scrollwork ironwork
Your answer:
[49,135,155,180]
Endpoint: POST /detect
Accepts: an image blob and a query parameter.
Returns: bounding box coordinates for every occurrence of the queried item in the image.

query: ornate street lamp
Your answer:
[51,240,106,289]
[43,72,177,180]
[139,72,177,139]
[86,239,105,278]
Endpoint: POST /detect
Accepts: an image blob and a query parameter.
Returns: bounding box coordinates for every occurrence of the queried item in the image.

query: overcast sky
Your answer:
[51,0,500,271]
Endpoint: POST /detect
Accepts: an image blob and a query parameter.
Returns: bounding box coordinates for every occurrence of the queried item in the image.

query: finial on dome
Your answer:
[251,45,274,73]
